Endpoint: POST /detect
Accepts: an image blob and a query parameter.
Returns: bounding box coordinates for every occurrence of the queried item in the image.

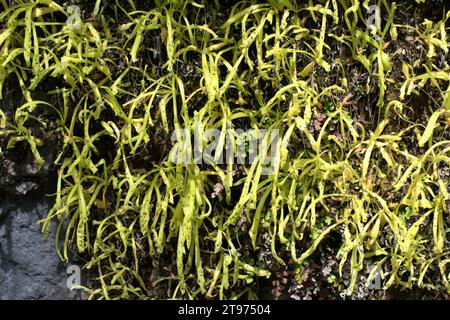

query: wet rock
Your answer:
[0,66,80,300]
[0,190,84,300]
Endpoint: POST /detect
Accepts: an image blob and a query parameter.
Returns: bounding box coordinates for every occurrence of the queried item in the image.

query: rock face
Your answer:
[0,189,83,300]
[0,77,82,300]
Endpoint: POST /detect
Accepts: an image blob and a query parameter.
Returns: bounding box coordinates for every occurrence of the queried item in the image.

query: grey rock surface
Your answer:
[0,77,83,300]
[0,192,83,300]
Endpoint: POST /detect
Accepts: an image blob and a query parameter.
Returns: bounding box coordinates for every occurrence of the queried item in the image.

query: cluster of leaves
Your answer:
[0,0,450,299]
